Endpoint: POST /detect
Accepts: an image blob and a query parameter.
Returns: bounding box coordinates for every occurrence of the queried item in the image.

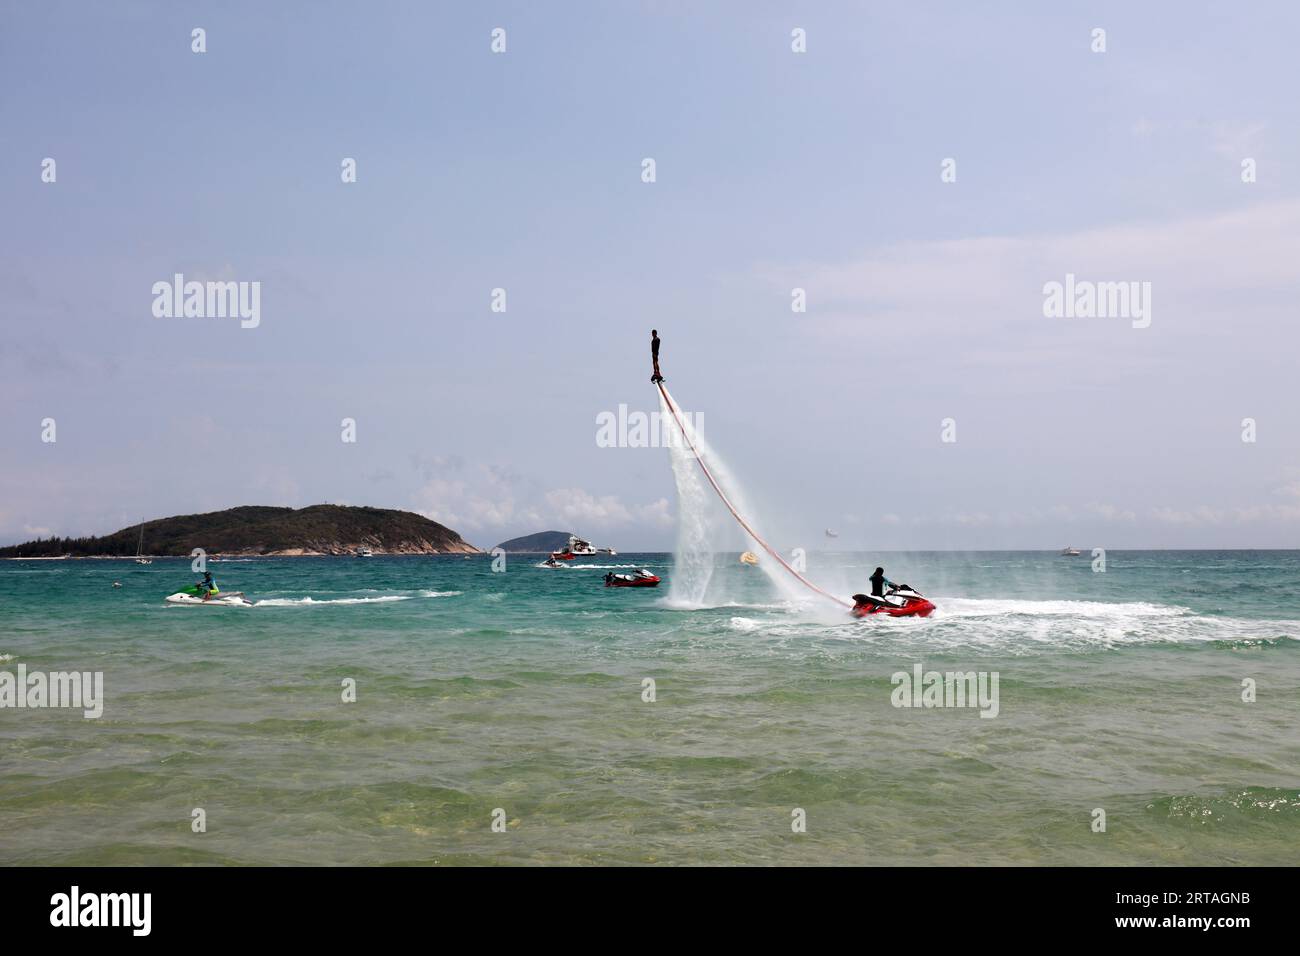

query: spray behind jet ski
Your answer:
[655,378,935,618]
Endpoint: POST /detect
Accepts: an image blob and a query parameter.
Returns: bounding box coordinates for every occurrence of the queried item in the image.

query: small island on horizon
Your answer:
[0,505,482,558]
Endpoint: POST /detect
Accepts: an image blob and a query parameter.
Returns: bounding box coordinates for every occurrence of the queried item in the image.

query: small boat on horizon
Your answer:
[1060,546,1082,556]
[135,522,152,564]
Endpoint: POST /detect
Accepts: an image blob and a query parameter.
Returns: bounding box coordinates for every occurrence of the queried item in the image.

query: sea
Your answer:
[1,550,1297,865]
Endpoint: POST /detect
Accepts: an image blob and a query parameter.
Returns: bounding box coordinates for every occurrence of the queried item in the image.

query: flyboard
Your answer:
[655,381,934,618]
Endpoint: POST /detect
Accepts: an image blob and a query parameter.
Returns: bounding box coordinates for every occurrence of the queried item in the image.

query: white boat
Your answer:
[549,535,616,560]
[135,523,152,564]
[355,546,373,557]
[1060,547,1081,556]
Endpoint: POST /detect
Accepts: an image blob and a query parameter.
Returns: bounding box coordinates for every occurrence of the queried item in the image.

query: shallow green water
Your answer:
[1,551,1297,865]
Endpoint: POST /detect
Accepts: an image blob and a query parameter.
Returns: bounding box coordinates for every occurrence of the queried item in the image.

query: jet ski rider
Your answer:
[198,569,218,596]
[869,567,895,598]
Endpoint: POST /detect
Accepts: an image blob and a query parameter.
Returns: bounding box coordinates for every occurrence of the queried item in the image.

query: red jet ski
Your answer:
[604,569,661,588]
[851,585,935,618]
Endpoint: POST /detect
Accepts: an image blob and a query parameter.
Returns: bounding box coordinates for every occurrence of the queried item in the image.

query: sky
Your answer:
[3,1,1299,551]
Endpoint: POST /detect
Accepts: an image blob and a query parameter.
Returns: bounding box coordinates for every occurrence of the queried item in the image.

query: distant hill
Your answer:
[494,530,575,553]
[0,505,481,557]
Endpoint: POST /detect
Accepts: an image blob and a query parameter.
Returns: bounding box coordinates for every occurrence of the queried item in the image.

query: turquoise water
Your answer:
[1,551,1298,865]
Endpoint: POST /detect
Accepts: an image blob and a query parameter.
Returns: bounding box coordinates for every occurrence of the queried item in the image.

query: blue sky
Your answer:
[3,1,1299,549]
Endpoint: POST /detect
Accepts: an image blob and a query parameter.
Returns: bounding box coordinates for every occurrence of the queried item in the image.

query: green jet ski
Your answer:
[165,584,252,607]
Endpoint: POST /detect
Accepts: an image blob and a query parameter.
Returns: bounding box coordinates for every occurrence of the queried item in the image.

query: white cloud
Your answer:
[544,488,633,525]
[544,489,674,529]
[1150,503,1300,526]
[637,497,675,528]
[1207,120,1268,159]
[411,466,541,531]
[1087,503,1137,523]
[761,200,1300,337]
[412,466,673,535]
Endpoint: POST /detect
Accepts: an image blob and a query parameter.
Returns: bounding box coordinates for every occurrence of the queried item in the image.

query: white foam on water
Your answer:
[420,590,462,598]
[252,595,411,606]
[828,596,1300,652]
[937,597,1187,620]
[0,653,14,663]
[658,597,799,612]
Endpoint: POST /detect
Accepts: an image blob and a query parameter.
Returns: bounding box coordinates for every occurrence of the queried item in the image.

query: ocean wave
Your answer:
[658,597,802,612]
[668,595,1300,653]
[850,597,1300,652]
[1148,787,1300,824]
[252,596,411,607]
[936,597,1187,619]
[420,590,462,598]
[1209,635,1300,650]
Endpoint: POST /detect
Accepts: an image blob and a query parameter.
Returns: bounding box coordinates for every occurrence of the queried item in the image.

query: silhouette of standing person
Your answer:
[650,329,663,383]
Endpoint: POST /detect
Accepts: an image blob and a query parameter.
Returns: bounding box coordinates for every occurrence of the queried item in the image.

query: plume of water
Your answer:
[658,387,808,608]
[660,391,715,607]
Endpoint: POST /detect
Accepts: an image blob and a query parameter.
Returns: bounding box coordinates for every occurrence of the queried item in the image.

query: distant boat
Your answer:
[825,529,839,538]
[355,546,373,558]
[549,535,616,561]
[135,523,152,564]
[1060,547,1081,556]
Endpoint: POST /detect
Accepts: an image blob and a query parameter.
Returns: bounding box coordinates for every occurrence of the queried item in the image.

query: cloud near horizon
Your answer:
[410,462,672,543]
